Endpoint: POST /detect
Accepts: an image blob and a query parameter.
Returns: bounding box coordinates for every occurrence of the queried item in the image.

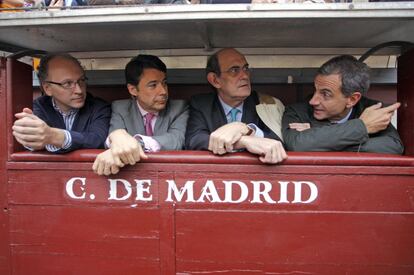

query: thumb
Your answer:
[23,108,33,114]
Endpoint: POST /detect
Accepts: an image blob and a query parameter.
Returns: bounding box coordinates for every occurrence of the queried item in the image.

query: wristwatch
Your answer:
[246,124,256,136]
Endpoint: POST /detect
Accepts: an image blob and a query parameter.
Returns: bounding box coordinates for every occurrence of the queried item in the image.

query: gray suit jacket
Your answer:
[110,99,188,150]
[282,96,404,154]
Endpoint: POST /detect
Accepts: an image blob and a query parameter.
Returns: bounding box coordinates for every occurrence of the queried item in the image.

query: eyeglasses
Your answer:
[221,65,250,77]
[45,77,88,90]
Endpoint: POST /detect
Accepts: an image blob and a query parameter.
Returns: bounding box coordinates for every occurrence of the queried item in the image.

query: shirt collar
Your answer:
[52,98,78,117]
[217,95,244,116]
[330,107,353,124]
[136,100,159,117]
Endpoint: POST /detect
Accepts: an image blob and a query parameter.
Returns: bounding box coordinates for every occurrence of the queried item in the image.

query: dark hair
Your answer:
[125,54,167,86]
[37,53,83,84]
[206,50,221,77]
[317,55,370,97]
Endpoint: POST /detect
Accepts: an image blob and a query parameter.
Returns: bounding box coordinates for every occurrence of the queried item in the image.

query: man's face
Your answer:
[309,74,358,121]
[42,57,87,113]
[129,68,168,113]
[213,49,251,106]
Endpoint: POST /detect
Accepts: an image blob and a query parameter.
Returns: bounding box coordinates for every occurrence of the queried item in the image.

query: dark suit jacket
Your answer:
[33,93,111,153]
[185,91,281,150]
[282,96,404,154]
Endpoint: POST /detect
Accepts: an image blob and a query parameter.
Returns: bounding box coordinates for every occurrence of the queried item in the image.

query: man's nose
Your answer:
[239,69,250,80]
[158,83,168,95]
[309,93,319,106]
[73,82,83,94]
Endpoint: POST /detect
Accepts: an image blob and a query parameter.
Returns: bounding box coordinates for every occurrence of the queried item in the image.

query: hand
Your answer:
[289,123,311,132]
[92,149,124,176]
[238,136,287,164]
[359,102,400,134]
[108,129,147,166]
[12,108,64,150]
[208,122,250,155]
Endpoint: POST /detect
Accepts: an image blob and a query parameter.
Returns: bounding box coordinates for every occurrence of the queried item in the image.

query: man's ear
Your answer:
[42,83,52,97]
[346,92,362,108]
[127,84,138,97]
[207,72,221,89]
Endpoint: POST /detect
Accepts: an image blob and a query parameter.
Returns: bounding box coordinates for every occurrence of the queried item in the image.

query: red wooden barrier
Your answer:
[2,150,414,274]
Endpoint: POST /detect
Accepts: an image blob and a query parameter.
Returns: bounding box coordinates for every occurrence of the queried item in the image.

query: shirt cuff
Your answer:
[134,134,161,152]
[45,130,71,152]
[247,123,264,138]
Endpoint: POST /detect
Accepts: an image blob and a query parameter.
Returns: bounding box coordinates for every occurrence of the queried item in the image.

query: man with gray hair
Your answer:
[282,55,403,154]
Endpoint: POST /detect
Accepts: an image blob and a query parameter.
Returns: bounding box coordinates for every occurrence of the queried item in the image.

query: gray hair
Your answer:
[317,55,370,97]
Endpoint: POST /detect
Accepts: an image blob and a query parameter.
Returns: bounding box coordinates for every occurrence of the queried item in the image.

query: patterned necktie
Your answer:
[229,108,240,123]
[144,113,155,136]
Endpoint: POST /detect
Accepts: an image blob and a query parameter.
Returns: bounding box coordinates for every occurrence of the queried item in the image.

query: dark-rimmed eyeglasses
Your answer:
[45,77,88,90]
[221,65,250,77]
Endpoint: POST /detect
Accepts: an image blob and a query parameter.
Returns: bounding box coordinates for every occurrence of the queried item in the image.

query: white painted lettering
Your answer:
[251,181,277,204]
[65,177,86,200]
[108,179,132,201]
[134,179,153,202]
[165,180,195,202]
[197,180,222,203]
[291,181,318,204]
[278,181,290,203]
[223,181,248,203]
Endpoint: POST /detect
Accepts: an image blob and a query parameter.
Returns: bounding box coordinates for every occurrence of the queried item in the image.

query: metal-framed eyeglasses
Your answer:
[45,76,88,90]
[220,65,250,77]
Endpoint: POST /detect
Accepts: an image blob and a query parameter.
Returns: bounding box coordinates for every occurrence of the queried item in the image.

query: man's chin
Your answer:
[313,111,326,121]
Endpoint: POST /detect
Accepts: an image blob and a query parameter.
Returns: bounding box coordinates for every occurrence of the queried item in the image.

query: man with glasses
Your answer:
[12,53,111,153]
[185,48,287,164]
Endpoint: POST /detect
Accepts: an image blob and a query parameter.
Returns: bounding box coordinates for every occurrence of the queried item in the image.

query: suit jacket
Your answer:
[109,99,188,150]
[185,91,281,150]
[33,93,111,153]
[282,96,404,154]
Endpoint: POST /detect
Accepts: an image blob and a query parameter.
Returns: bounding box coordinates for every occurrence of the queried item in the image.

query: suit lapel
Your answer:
[154,101,169,135]
[241,92,259,124]
[128,99,145,135]
[212,94,227,130]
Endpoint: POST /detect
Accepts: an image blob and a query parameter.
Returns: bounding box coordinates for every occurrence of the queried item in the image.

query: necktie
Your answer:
[144,113,155,136]
[229,108,240,123]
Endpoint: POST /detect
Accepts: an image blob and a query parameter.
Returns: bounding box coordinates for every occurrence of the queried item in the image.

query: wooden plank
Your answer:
[8,170,159,206]
[398,48,414,156]
[159,172,176,274]
[12,254,159,275]
[6,58,33,156]
[172,172,414,212]
[176,262,414,275]
[0,57,10,274]
[175,211,414,273]
[10,205,161,274]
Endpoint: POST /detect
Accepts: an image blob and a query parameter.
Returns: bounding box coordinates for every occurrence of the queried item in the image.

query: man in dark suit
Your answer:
[185,48,287,164]
[282,55,403,154]
[93,54,188,175]
[12,53,111,153]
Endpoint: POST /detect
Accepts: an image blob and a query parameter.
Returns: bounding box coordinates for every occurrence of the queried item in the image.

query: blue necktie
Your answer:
[229,108,240,123]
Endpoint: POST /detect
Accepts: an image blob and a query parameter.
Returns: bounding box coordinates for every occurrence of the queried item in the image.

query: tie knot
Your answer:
[145,112,155,121]
[229,108,240,123]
